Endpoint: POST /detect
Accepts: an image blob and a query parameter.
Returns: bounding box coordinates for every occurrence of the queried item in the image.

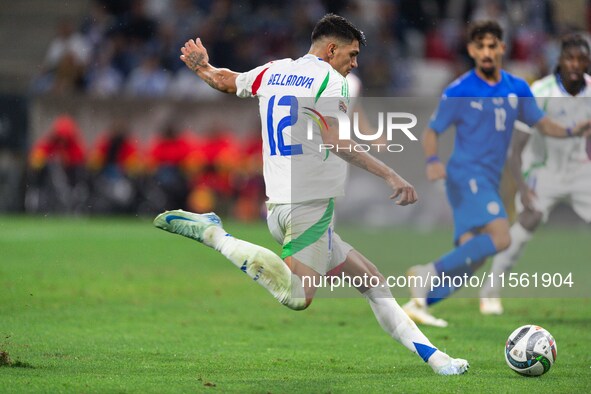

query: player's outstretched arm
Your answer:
[421,128,446,181]
[535,117,591,138]
[321,117,417,206]
[180,38,239,94]
[508,128,536,211]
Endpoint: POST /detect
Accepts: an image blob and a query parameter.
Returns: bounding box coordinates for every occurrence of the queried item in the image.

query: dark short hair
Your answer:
[311,13,366,46]
[467,20,503,42]
[555,33,590,73]
[560,33,590,54]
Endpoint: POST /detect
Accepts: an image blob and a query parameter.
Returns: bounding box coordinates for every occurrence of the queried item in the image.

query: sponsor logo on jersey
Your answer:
[508,93,518,109]
[470,100,483,111]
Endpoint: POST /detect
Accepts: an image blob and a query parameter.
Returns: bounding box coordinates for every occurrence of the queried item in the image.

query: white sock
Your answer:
[363,285,450,369]
[481,222,533,298]
[203,226,307,310]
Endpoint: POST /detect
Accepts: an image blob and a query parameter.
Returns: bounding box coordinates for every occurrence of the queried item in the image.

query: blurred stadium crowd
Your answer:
[29,0,589,97]
[25,113,265,219]
[3,0,591,218]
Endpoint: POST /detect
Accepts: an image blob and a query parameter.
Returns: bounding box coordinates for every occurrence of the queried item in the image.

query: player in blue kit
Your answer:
[403,20,591,327]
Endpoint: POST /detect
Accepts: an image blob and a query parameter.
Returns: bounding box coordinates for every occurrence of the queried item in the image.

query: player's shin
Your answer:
[481,222,533,298]
[365,285,469,373]
[203,226,307,310]
[434,234,497,275]
[363,285,452,368]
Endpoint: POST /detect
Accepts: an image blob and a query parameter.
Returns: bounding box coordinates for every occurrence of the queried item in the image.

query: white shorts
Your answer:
[266,198,353,275]
[516,163,591,223]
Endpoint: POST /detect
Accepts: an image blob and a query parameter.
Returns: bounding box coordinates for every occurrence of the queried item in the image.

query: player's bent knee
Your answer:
[493,233,511,252]
[519,210,543,232]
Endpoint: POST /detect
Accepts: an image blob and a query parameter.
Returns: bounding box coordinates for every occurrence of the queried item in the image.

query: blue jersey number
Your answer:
[267,95,303,156]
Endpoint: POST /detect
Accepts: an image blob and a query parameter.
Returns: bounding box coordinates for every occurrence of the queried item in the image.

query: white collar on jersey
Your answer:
[303,53,324,62]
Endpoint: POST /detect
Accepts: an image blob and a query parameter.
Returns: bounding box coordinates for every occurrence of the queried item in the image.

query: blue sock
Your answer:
[426,266,471,306]
[427,266,473,305]
[426,235,497,306]
[426,258,490,305]
[434,234,496,275]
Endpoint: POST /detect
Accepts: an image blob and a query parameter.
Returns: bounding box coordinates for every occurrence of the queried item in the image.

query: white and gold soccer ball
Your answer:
[505,325,557,376]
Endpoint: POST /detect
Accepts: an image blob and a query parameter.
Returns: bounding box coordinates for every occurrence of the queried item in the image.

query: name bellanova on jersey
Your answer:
[267,72,315,89]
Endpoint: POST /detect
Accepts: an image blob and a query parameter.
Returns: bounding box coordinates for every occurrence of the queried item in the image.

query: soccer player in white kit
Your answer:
[154,14,468,375]
[480,33,591,314]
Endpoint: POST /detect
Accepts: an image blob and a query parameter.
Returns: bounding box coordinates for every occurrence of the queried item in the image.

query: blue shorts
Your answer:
[445,173,507,244]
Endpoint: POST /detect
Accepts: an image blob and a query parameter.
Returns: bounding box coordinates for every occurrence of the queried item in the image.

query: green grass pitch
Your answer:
[0,216,589,393]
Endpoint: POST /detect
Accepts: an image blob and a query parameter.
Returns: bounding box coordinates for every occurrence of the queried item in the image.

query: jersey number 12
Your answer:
[267,95,303,156]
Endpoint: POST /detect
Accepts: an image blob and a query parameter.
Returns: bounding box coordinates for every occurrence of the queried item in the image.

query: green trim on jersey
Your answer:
[341,77,349,98]
[315,71,331,103]
[532,78,556,95]
[522,162,546,179]
[532,76,558,111]
[281,198,334,259]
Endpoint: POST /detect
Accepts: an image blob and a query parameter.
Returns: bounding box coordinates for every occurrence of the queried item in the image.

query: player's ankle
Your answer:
[427,350,450,369]
[203,225,229,248]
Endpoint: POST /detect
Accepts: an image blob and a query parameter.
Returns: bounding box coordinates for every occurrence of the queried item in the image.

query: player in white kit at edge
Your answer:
[154,14,469,375]
[480,33,591,314]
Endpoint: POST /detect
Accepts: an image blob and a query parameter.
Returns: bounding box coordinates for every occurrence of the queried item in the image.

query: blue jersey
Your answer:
[429,70,544,187]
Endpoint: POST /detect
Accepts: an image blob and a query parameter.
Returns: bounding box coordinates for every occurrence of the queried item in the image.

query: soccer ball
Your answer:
[505,325,557,376]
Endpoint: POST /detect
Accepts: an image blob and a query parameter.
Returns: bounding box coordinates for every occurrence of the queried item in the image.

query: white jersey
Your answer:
[518,73,591,174]
[346,72,362,108]
[236,54,350,203]
[514,73,591,223]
